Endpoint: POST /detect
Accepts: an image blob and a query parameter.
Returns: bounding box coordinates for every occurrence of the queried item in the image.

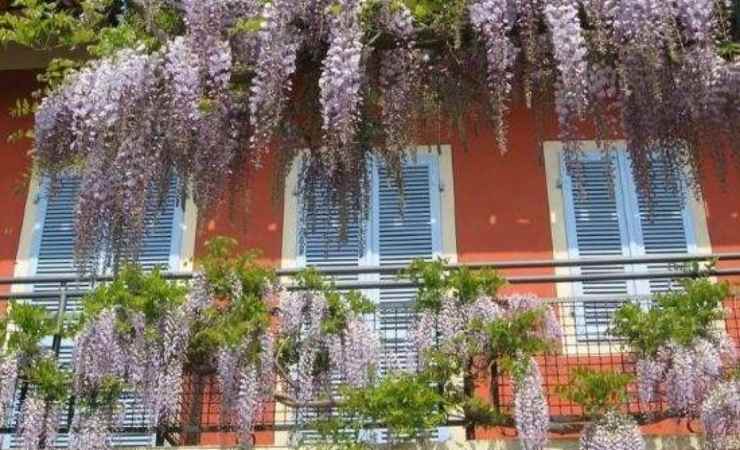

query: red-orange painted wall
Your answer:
[0,70,36,304]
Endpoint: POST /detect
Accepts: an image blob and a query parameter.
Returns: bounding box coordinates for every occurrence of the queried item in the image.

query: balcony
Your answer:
[1,253,739,449]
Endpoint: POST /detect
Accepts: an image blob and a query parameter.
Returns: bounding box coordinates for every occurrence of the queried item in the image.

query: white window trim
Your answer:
[12,174,198,291]
[543,140,713,355]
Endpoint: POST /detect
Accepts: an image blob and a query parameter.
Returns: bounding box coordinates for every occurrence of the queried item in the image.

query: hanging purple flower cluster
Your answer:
[701,380,740,450]
[0,355,18,422]
[70,406,124,450]
[634,331,736,415]
[513,357,549,450]
[377,2,422,158]
[18,392,61,450]
[412,293,561,367]
[32,0,739,267]
[318,0,366,171]
[579,410,645,450]
[468,0,517,149]
[410,293,560,449]
[69,275,209,445]
[217,331,277,448]
[248,0,301,158]
[544,0,589,150]
[278,289,379,401]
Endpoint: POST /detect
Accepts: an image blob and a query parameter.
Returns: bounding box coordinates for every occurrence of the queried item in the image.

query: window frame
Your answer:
[543,141,713,354]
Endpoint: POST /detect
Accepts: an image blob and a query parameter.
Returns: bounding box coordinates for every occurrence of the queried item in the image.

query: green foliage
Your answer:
[403,0,467,38]
[189,237,276,365]
[0,302,57,357]
[25,356,70,402]
[80,264,186,332]
[611,277,730,357]
[559,368,632,417]
[402,258,504,312]
[322,372,447,444]
[483,308,553,379]
[293,268,375,336]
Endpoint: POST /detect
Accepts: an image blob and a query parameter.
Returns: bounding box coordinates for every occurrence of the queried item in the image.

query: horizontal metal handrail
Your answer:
[0,252,738,288]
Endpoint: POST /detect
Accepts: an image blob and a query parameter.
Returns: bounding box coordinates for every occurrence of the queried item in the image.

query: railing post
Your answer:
[51,281,67,358]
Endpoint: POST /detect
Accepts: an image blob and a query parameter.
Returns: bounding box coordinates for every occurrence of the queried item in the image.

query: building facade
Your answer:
[1,62,739,448]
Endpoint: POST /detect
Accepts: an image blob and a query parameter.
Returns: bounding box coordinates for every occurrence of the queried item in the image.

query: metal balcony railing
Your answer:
[0,252,739,446]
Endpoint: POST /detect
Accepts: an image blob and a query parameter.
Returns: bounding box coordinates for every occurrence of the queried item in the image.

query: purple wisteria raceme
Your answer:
[469,0,517,150]
[72,309,127,395]
[634,357,666,404]
[249,0,301,158]
[328,317,380,387]
[505,294,562,342]
[0,355,18,422]
[579,410,645,450]
[544,0,589,149]
[377,1,421,156]
[319,0,365,170]
[675,0,716,45]
[513,357,549,450]
[70,406,124,450]
[18,393,60,450]
[701,380,740,450]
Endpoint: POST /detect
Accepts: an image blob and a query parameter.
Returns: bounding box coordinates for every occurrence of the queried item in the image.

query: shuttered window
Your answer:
[561,151,696,341]
[297,154,446,441]
[7,176,185,448]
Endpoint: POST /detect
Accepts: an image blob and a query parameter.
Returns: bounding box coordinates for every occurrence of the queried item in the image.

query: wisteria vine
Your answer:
[21,0,739,266]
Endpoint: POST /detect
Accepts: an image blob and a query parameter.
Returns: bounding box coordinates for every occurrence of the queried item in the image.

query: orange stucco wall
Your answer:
[0,70,35,302]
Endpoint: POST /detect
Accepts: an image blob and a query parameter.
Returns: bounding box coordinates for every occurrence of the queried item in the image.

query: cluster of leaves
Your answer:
[188,237,276,364]
[316,372,447,445]
[402,258,505,312]
[560,368,632,417]
[0,302,69,401]
[611,277,730,357]
[78,264,187,326]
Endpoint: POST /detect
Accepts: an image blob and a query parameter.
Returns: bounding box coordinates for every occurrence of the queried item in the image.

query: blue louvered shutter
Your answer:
[375,156,441,372]
[621,155,694,294]
[561,153,637,341]
[374,156,443,442]
[9,176,184,448]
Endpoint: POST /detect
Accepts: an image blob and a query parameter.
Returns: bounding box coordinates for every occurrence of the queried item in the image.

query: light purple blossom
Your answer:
[544,0,589,149]
[0,356,18,422]
[701,380,740,450]
[469,0,517,149]
[514,358,549,450]
[319,0,365,170]
[579,410,645,450]
[18,393,60,450]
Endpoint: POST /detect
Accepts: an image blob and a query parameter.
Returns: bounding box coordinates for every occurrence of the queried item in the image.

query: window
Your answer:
[5,175,188,449]
[299,153,442,371]
[283,146,457,442]
[558,148,701,341]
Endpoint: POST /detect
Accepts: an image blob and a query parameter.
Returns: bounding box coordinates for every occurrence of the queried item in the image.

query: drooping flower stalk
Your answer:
[70,406,124,450]
[544,0,589,151]
[0,356,18,421]
[18,393,60,450]
[579,410,645,450]
[469,0,517,150]
[701,380,740,450]
[249,0,301,157]
[513,357,549,450]
[318,0,366,171]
